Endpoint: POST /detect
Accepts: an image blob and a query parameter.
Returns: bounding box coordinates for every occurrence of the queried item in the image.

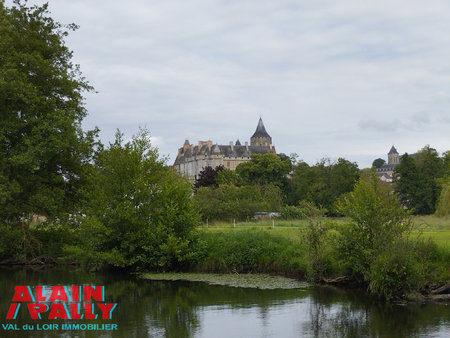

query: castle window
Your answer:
[227,161,230,168]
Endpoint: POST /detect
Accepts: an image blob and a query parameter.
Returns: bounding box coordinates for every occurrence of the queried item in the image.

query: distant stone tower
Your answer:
[388,145,399,165]
[250,118,272,147]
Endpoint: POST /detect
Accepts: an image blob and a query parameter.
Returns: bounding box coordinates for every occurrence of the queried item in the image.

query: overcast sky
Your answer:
[8,0,450,167]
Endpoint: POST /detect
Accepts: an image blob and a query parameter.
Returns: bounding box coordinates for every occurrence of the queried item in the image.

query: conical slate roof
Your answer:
[388,145,398,155]
[251,118,270,138]
[212,144,221,154]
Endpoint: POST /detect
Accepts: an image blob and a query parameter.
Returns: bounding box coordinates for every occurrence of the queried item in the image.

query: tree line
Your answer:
[192,154,361,221]
[192,146,449,221]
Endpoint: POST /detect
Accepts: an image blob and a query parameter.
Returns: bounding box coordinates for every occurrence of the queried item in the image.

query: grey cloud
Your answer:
[358,118,402,132]
[411,112,430,126]
[5,0,450,168]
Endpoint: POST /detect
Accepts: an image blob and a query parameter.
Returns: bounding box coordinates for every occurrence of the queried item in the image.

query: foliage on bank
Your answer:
[195,231,308,277]
[193,175,449,301]
[62,130,203,271]
[333,175,447,300]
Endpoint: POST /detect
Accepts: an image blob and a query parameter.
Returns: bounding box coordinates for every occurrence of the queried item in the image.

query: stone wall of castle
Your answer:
[173,118,275,181]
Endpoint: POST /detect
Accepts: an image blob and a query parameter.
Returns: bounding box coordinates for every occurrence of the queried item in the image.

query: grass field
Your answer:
[411,215,450,249]
[199,215,450,249]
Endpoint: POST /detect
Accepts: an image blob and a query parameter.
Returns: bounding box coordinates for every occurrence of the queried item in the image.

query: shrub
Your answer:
[0,224,23,260]
[335,175,412,282]
[331,174,440,300]
[280,205,306,220]
[435,177,450,217]
[412,239,450,282]
[280,201,325,220]
[193,184,282,221]
[368,241,425,301]
[64,130,201,271]
[197,231,308,277]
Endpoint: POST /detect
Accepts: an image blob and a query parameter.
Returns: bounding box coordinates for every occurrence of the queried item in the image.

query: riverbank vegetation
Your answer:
[192,177,449,301]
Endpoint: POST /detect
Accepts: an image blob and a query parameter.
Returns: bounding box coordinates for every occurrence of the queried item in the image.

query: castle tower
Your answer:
[388,145,399,165]
[250,118,272,147]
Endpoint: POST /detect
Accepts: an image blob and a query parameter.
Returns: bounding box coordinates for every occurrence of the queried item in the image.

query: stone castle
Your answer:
[173,118,276,180]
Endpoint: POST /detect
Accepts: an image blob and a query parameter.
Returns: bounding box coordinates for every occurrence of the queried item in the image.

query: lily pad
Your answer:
[140,272,308,289]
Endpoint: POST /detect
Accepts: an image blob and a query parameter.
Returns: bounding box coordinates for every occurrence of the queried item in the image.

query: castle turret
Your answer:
[388,145,399,165]
[250,118,272,147]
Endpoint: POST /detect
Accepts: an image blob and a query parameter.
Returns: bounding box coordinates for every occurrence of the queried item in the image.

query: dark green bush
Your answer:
[0,224,23,260]
[280,206,305,220]
[193,184,282,221]
[0,221,74,262]
[280,201,325,220]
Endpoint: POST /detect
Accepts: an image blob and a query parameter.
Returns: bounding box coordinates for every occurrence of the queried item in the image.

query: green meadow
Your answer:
[200,216,450,249]
[411,215,450,249]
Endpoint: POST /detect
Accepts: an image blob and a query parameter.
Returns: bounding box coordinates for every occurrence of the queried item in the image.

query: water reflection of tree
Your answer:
[124,281,306,338]
[1,269,448,338]
[0,268,304,338]
[305,286,450,338]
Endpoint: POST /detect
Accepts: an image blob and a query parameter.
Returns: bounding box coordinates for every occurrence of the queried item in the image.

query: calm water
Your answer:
[0,267,448,337]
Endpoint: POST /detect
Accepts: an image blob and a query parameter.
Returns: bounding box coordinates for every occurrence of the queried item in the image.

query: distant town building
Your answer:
[375,145,400,183]
[173,118,276,180]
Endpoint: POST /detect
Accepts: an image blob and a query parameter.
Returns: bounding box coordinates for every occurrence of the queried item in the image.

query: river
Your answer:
[0,267,448,337]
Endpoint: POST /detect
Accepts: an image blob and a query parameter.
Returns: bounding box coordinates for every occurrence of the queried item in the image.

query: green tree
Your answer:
[335,175,423,300]
[277,153,294,172]
[235,153,291,190]
[65,130,201,270]
[289,158,359,213]
[288,161,313,204]
[372,158,386,168]
[193,165,224,191]
[443,151,450,173]
[395,147,445,214]
[216,168,242,186]
[435,176,450,217]
[394,153,418,210]
[329,158,360,203]
[337,175,411,269]
[415,146,445,214]
[434,151,449,216]
[193,184,282,221]
[0,1,97,222]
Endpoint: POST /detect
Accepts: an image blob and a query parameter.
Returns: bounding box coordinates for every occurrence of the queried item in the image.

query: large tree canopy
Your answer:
[235,153,291,189]
[372,158,386,168]
[65,130,200,270]
[193,165,224,191]
[288,158,360,213]
[394,146,445,214]
[0,1,97,221]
